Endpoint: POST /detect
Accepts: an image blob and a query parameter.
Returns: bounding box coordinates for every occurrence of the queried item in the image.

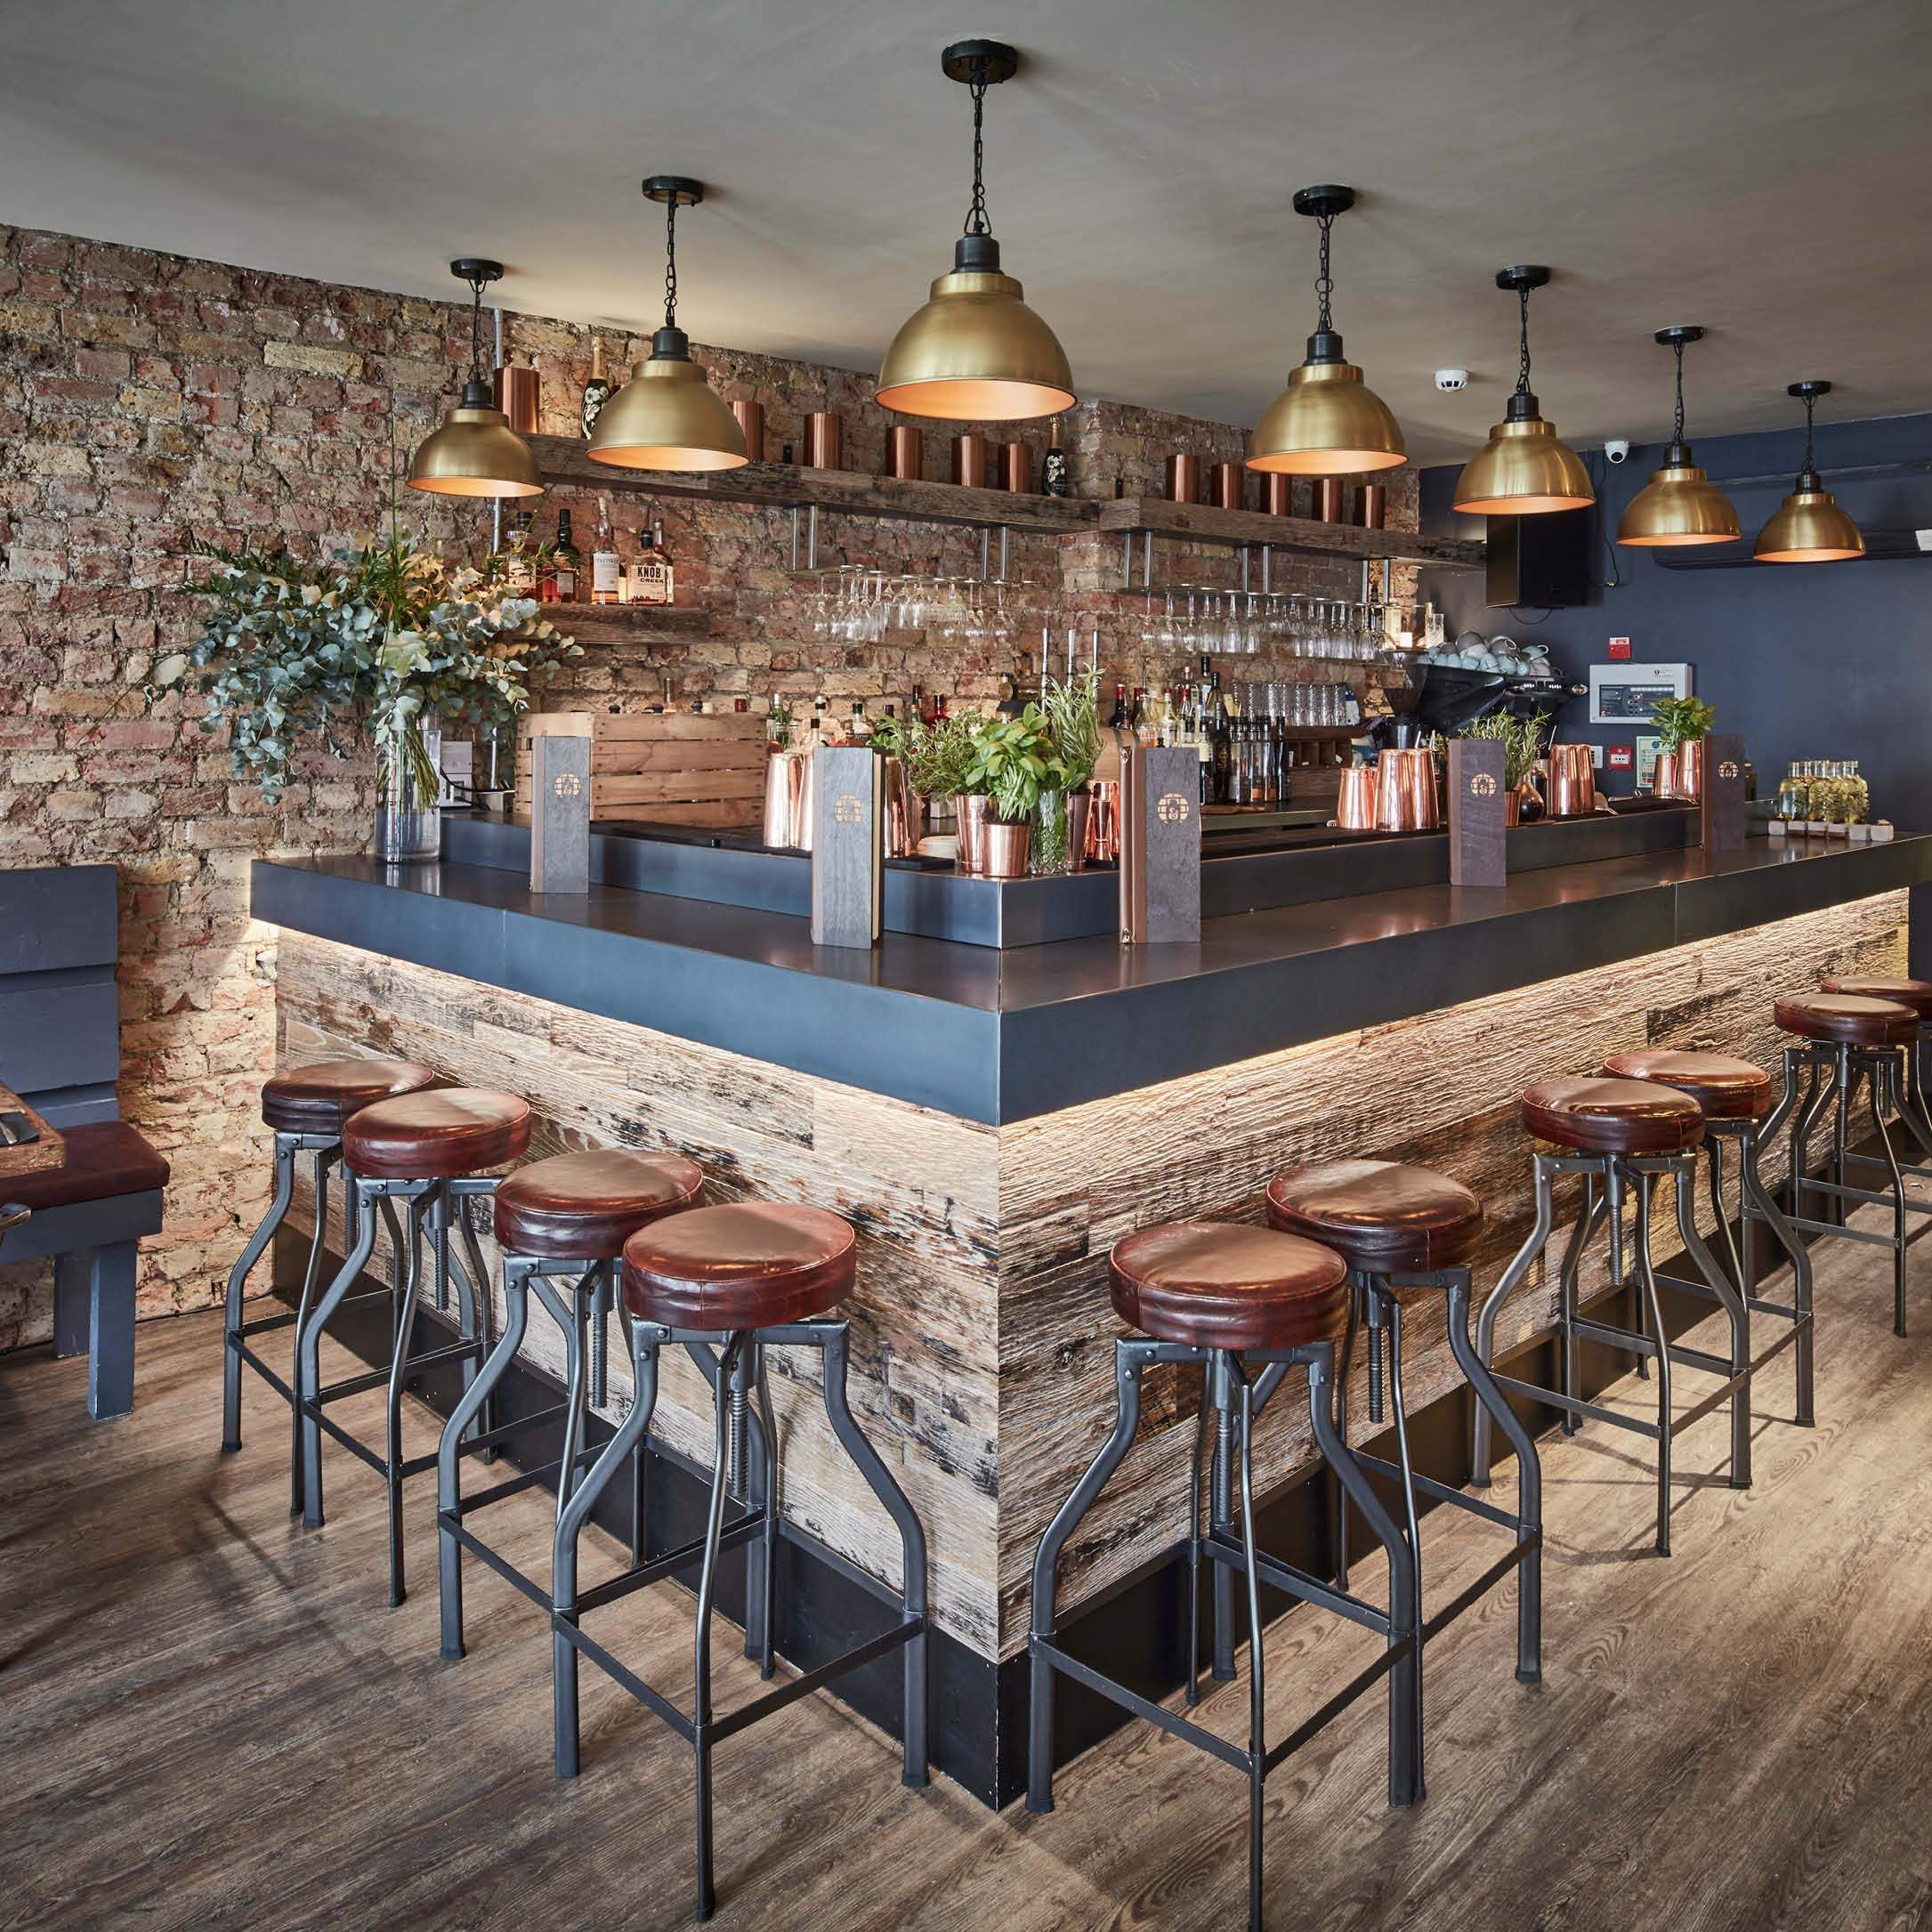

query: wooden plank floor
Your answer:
[4,1222,1931,1931]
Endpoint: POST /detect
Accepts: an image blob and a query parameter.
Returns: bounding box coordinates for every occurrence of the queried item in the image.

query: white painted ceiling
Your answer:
[4,0,1928,463]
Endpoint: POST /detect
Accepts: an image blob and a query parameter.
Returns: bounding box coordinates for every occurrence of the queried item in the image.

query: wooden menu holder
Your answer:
[810,745,882,949]
[1120,745,1201,944]
[527,713,593,894]
[1701,732,1747,852]
[1448,738,1508,888]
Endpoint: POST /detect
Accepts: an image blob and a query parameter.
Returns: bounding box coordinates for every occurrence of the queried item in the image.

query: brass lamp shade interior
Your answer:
[1454,413,1595,516]
[876,264,1076,421]
[1754,380,1864,562]
[1249,360,1405,475]
[1756,489,1864,562]
[1617,462,1740,546]
[588,344,748,472]
[408,399,544,497]
[408,258,544,499]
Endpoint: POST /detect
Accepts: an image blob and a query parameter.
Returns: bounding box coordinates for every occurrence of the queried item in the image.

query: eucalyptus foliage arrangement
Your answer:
[166,532,580,804]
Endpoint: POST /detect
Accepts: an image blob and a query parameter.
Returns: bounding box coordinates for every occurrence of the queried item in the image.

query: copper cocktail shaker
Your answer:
[1376,748,1441,831]
[1335,765,1379,830]
[1209,462,1244,511]
[887,426,923,481]
[952,433,989,489]
[1084,780,1121,863]
[1165,453,1201,504]
[804,410,843,471]
[1546,743,1597,818]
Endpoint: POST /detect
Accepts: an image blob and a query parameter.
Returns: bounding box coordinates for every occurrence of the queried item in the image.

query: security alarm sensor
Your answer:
[1434,368,1469,392]
[1604,439,1631,464]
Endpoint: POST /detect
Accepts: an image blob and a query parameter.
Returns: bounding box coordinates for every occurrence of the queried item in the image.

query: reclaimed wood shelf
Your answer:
[530,434,1093,537]
[1097,496,1486,570]
[544,601,712,643]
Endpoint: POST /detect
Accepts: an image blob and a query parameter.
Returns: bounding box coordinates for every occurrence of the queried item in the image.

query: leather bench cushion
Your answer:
[3,1120,169,1210]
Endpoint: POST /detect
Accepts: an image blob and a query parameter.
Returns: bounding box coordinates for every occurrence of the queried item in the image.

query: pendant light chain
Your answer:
[1672,336,1687,445]
[663,195,680,333]
[465,268,489,388]
[1801,387,1817,473]
[1515,285,1533,399]
[1314,212,1335,335]
[963,66,991,238]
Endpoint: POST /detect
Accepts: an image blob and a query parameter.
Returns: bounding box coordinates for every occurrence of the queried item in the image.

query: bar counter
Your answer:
[250,829,1929,1802]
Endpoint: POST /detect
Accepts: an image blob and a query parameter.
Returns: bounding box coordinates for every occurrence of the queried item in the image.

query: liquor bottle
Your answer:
[768,693,794,749]
[581,337,611,439]
[628,516,673,607]
[1211,689,1233,805]
[1109,683,1129,731]
[591,496,619,605]
[542,508,579,603]
[1131,687,1148,740]
[1040,416,1070,497]
[811,695,829,747]
[848,700,870,745]
[499,510,538,594]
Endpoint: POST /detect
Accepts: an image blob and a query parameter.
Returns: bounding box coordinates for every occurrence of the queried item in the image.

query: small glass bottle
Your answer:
[591,495,619,605]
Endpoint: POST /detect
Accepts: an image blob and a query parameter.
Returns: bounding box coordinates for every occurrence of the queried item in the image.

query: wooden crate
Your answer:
[516,710,766,829]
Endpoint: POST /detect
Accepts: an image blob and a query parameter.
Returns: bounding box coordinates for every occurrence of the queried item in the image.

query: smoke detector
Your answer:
[1434,367,1469,392]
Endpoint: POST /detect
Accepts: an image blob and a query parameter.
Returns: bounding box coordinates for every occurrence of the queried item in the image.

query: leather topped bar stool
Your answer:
[1030,1221,1415,1932]
[221,1058,438,1511]
[552,1200,927,1924]
[297,1087,531,1604]
[1472,1077,1751,1556]
[1765,990,1928,1337]
[436,1146,703,1661]
[1265,1160,1543,1759]
[1602,1050,1815,1429]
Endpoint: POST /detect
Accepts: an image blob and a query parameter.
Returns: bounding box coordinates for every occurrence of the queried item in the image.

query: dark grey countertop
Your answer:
[254,833,1932,1126]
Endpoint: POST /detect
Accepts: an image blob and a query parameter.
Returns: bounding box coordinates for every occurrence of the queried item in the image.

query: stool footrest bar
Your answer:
[439,1514,553,1613]
[1033,1639,1252,1776]
[1419,1536,1542,1646]
[1260,1636,1415,1775]
[574,1514,765,1615]
[553,1620,697,1742]
[1351,1450,1526,1534]
[1203,1530,1392,1637]
[1485,1370,1663,1441]
[709,1620,921,1746]
[1570,1315,1659,1360]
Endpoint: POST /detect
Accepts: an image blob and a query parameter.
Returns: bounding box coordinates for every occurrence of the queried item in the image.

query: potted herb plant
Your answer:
[1457,709,1549,825]
[1650,694,1716,801]
[904,710,989,873]
[864,706,924,857]
[962,705,1063,879]
[1035,668,1102,873]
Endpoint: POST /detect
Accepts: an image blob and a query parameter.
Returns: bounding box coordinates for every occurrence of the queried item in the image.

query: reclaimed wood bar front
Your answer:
[251,830,1930,1802]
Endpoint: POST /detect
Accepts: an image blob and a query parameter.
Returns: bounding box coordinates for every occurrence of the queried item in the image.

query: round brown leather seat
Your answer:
[622,1201,854,1329]
[495,1148,704,1260]
[1520,1077,1704,1156]
[343,1088,532,1180]
[262,1057,440,1135]
[1820,974,1932,1021]
[1600,1049,1775,1122]
[1109,1221,1349,1352]
[1774,992,1919,1048]
[1265,1159,1483,1274]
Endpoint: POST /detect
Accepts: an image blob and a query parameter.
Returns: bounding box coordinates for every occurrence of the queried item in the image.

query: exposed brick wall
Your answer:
[0,221,1416,1350]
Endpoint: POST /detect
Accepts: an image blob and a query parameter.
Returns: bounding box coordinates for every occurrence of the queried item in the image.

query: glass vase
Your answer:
[375,726,442,866]
[1031,789,1073,875]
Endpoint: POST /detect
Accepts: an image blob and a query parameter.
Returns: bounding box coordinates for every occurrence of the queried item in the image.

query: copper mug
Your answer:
[1336,765,1379,830]
[1209,462,1244,511]
[998,440,1032,493]
[1376,748,1440,832]
[953,792,991,874]
[1084,780,1121,863]
[492,360,539,434]
[1264,473,1297,517]
[1547,743,1597,818]
[886,425,923,481]
[1358,482,1387,529]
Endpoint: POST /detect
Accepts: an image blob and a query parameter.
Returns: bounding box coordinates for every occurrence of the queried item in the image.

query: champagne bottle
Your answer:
[1040,415,1070,497]
[591,495,619,605]
[581,337,611,438]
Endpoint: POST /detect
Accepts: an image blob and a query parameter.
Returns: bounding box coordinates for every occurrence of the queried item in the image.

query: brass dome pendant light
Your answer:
[1616,326,1740,546]
[1755,380,1864,562]
[408,259,544,499]
[1453,266,1594,516]
[588,177,748,472]
[1249,185,1404,477]
[876,39,1075,422]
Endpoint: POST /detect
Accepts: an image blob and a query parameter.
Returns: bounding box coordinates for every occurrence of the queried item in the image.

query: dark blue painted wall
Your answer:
[1419,409,1932,830]
[1420,408,1931,972]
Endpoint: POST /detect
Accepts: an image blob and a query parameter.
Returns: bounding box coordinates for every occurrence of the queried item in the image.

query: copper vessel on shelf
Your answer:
[953,792,991,874]
[1084,780,1121,863]
[1336,765,1379,830]
[804,411,844,471]
[1315,477,1346,523]
[1209,462,1244,511]
[982,820,1031,879]
[887,426,923,481]
[762,747,814,851]
[1547,743,1598,818]
[730,399,765,464]
[1264,473,1297,517]
[881,756,924,857]
[1375,748,1440,832]
[1359,482,1387,529]
[1165,453,1201,504]
[998,440,1032,492]
[492,360,539,434]
[1657,740,1703,801]
[952,433,989,489]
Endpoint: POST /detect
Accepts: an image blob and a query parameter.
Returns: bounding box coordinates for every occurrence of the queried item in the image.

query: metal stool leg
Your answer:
[1669,1159,1752,1489]
[1629,1167,1673,1556]
[748,1346,779,1679]
[1445,1270,1542,1683]
[1210,1363,1236,1683]
[221,1133,296,1454]
[287,1151,340,1513]
[1870,1062,1911,1338]
[1230,1356,1268,1932]
[691,1331,746,1924]
[299,1179,379,1531]
[1381,1292,1425,1801]
[1332,1289,1358,1589]
[439,1259,532,1661]
[553,1323,659,1778]
[1741,1122,1815,1427]
[1028,1338,1153,1815]
[384,1190,429,1605]
[1473,1155,1556,1485]
[1184,1357,1210,1707]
